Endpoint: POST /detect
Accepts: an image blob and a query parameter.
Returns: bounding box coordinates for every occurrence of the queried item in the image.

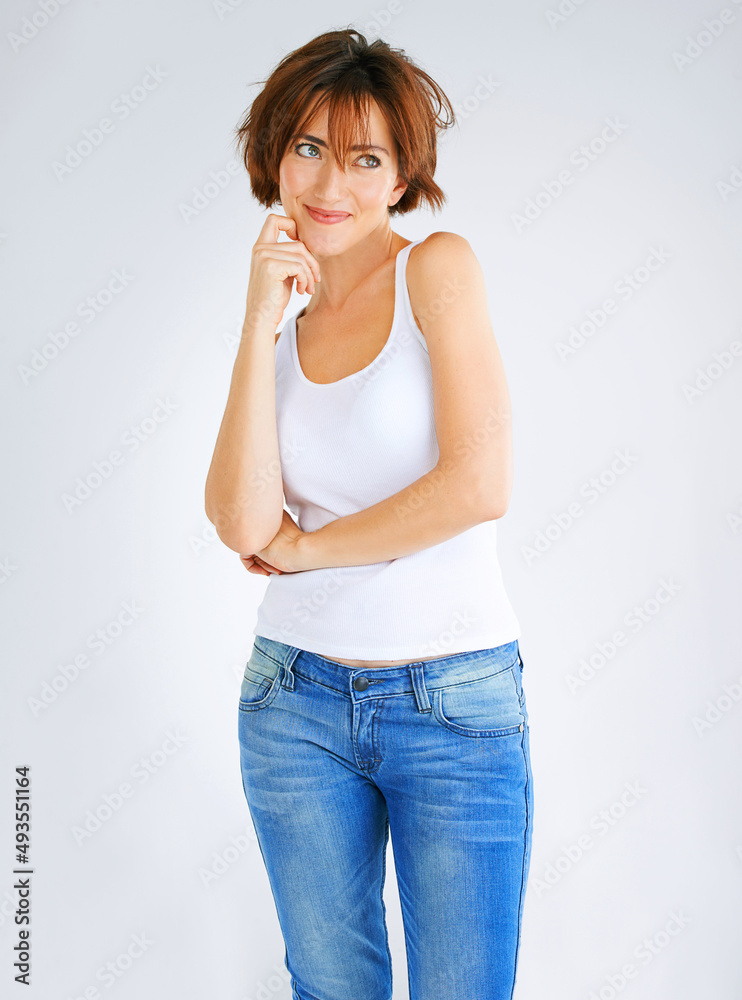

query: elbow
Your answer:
[442,456,512,523]
[204,480,284,553]
[478,497,509,521]
[210,522,278,555]
[475,460,513,520]
[471,479,511,521]
[204,503,282,555]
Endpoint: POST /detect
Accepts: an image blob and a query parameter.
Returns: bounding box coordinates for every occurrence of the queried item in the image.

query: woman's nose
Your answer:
[313,161,347,199]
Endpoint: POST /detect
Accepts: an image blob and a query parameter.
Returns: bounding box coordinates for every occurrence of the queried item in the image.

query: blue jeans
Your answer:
[237,636,534,1000]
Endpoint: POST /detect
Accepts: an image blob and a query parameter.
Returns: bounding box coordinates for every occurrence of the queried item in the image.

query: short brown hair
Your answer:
[233,27,455,216]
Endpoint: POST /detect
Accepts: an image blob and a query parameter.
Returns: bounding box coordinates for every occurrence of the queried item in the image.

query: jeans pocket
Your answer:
[238,642,283,713]
[433,660,525,738]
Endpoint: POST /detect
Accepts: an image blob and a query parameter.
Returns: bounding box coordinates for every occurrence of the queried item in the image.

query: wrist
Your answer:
[243,291,285,336]
[295,528,324,571]
[240,313,278,341]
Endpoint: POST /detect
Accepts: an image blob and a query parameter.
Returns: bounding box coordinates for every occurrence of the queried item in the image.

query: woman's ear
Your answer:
[389,178,408,207]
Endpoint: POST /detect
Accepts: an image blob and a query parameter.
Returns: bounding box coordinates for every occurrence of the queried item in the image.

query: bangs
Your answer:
[290,88,389,169]
[234,28,454,216]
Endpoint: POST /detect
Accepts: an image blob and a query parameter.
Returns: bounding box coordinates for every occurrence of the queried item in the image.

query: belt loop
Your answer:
[280,644,301,691]
[409,663,431,713]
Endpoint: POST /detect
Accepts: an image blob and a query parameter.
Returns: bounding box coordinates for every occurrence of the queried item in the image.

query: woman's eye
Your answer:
[294,142,320,158]
[293,143,380,168]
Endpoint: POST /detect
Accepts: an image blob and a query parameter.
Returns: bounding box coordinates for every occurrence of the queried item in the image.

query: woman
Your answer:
[205,28,533,1000]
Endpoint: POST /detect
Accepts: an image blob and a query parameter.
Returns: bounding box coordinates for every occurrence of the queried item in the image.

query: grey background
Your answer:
[2,0,741,997]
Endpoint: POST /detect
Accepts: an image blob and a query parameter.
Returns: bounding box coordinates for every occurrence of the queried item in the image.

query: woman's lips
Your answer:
[305,205,351,224]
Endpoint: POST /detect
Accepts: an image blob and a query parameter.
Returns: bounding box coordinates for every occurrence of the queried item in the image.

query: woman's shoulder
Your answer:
[406,231,482,324]
[407,230,479,279]
[410,230,471,255]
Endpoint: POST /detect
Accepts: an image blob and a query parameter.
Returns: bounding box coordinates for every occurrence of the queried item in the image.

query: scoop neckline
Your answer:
[290,239,422,387]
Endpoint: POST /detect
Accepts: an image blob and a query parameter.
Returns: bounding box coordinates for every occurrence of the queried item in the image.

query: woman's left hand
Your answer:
[240,509,308,575]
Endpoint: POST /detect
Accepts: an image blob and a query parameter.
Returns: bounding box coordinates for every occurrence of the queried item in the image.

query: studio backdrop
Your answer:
[3,1,741,998]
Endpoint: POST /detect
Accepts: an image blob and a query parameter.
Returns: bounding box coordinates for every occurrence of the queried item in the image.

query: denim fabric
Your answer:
[237,636,534,1000]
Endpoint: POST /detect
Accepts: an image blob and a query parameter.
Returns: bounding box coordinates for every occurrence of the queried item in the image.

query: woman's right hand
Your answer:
[240,553,283,576]
[244,213,321,331]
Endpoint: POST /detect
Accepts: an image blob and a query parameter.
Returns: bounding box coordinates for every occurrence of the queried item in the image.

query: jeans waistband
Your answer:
[253,635,520,712]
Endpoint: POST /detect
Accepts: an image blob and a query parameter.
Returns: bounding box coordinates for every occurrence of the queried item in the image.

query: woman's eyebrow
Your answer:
[292,132,389,155]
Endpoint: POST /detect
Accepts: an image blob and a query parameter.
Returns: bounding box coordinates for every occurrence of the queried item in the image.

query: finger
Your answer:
[255,556,283,574]
[259,212,298,245]
[290,239,321,285]
[242,557,270,577]
[262,234,321,287]
[257,251,316,295]
[292,259,316,295]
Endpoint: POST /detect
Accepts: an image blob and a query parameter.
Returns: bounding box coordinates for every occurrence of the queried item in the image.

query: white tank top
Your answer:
[252,237,521,660]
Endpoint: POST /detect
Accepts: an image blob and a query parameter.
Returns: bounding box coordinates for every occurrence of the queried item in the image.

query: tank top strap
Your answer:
[394,238,427,351]
[278,238,427,372]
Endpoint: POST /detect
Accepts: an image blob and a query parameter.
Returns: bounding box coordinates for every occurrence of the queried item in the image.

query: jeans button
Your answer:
[353,676,370,691]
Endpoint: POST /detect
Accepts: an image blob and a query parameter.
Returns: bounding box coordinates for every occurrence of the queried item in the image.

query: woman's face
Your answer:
[278,97,407,254]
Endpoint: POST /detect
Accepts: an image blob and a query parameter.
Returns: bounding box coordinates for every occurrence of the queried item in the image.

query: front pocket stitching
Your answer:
[242,664,276,685]
[238,671,282,712]
[430,658,517,696]
[433,686,524,738]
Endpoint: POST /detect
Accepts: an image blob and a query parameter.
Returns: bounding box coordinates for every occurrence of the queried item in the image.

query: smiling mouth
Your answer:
[305,205,351,222]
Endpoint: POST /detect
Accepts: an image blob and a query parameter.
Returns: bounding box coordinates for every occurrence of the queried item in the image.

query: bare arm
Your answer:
[204,214,321,553]
[294,456,501,570]
[204,325,283,553]
[256,232,514,574]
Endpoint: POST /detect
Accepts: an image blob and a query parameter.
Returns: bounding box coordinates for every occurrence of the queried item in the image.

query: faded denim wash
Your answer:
[237,636,534,1000]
